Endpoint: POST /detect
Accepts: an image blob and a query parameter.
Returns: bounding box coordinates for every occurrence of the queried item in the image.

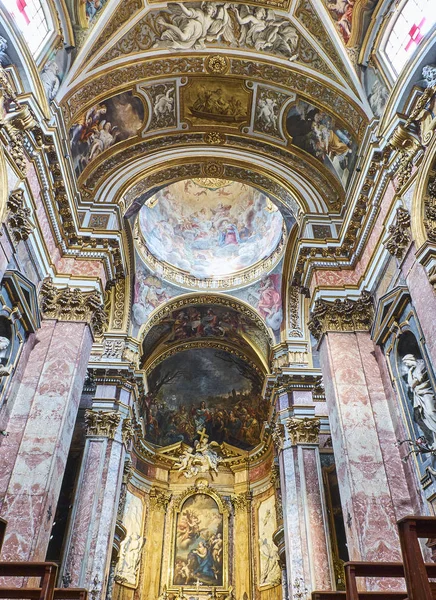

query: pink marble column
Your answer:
[402,244,436,368]
[277,392,333,596]
[61,404,131,600]
[319,331,413,566]
[0,319,93,561]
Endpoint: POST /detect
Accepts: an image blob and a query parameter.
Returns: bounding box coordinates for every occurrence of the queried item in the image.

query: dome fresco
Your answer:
[138,179,285,280]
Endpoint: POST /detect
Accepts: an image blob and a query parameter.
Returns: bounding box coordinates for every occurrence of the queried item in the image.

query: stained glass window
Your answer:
[384,0,436,76]
[2,0,51,56]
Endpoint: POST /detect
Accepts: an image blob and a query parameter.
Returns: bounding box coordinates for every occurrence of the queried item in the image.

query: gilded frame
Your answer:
[167,486,230,594]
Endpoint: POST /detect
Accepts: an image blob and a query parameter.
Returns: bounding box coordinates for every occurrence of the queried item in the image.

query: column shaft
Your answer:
[0,320,92,561]
[319,331,405,562]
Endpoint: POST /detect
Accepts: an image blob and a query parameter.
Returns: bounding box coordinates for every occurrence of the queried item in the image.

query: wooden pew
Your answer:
[0,562,58,600]
[0,589,88,600]
[0,520,6,553]
[397,516,436,600]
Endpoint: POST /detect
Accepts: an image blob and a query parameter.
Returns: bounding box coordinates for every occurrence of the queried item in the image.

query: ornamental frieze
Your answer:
[308,291,374,341]
[7,189,34,243]
[62,57,366,140]
[83,136,341,211]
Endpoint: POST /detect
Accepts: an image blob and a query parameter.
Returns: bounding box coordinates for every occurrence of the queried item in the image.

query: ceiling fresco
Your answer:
[69,91,145,176]
[92,2,337,80]
[137,179,285,281]
[286,99,357,185]
[142,347,267,449]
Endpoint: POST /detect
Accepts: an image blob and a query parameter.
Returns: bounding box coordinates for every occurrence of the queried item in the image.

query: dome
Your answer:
[136,178,285,287]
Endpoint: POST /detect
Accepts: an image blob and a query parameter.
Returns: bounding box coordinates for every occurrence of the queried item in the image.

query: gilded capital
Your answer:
[231,491,252,514]
[39,277,107,336]
[286,417,320,445]
[308,291,374,341]
[85,409,121,439]
[149,488,171,511]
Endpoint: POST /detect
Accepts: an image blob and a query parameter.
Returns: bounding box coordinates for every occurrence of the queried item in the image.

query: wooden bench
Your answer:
[0,562,58,600]
[397,516,436,600]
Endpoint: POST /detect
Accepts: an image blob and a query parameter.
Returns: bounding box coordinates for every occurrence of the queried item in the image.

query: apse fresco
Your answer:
[138,179,284,279]
[69,92,145,175]
[286,99,357,186]
[174,494,223,587]
[143,348,267,449]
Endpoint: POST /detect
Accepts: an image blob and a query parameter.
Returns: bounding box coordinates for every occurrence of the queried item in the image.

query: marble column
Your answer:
[61,401,134,600]
[319,330,406,563]
[143,488,171,600]
[0,319,93,560]
[231,491,252,600]
[275,398,333,598]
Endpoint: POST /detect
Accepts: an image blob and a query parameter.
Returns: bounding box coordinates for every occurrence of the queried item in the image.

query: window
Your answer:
[2,0,52,56]
[384,0,436,76]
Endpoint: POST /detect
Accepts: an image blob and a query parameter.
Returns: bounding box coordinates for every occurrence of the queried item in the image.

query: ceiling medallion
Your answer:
[201,161,225,178]
[205,54,230,75]
[203,131,226,145]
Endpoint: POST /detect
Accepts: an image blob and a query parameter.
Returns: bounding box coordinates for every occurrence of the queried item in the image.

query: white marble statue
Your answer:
[174,432,221,478]
[0,336,11,377]
[402,354,436,448]
[41,61,61,102]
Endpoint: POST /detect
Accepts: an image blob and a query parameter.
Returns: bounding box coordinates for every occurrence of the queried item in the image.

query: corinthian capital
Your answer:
[231,491,252,514]
[84,409,121,439]
[308,291,373,341]
[286,417,320,445]
[39,277,107,336]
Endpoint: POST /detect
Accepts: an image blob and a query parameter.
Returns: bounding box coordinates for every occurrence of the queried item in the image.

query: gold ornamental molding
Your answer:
[39,277,107,336]
[384,207,411,260]
[121,418,135,446]
[61,56,367,138]
[307,291,374,341]
[84,409,121,438]
[7,189,34,243]
[82,136,342,212]
[286,417,320,445]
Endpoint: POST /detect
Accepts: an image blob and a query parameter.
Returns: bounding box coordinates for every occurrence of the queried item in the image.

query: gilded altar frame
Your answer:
[166,484,230,595]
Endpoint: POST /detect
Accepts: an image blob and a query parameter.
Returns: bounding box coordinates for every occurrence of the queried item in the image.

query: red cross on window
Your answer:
[405,17,426,51]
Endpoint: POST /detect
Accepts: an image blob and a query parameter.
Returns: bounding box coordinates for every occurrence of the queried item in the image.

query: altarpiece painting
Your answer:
[172,492,226,589]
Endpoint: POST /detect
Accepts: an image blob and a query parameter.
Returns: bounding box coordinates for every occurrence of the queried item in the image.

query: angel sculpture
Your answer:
[174,432,221,478]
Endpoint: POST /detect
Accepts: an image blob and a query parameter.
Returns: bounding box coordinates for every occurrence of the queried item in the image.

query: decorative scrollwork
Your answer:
[384,207,411,259]
[85,409,121,438]
[286,417,320,445]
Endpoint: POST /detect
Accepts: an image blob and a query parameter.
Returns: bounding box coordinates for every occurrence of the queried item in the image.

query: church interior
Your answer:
[0,0,436,598]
